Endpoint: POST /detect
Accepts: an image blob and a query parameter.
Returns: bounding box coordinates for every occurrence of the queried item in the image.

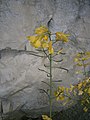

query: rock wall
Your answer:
[0,0,90,114]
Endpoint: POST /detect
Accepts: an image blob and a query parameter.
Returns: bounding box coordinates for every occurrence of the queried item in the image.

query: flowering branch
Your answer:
[26,25,70,120]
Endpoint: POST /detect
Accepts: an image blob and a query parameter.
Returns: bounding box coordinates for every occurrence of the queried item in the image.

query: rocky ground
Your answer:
[1,102,90,120]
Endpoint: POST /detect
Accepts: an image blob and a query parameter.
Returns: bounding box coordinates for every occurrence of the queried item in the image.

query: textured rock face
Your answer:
[0,0,90,113]
[0,0,55,49]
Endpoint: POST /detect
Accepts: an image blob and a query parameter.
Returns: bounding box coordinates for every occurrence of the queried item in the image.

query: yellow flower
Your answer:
[42,115,52,120]
[48,41,54,54]
[27,32,49,49]
[75,52,90,63]
[55,32,69,42]
[54,86,65,101]
[35,26,49,35]
[27,35,49,48]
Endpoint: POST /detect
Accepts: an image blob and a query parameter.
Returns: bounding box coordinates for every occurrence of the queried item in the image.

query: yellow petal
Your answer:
[49,47,54,54]
[56,96,60,101]
[54,91,57,96]
[34,40,41,48]
[35,26,49,35]
[27,36,36,43]
[61,86,65,91]
[43,35,48,41]
[59,95,65,101]
[77,83,83,89]
[56,32,69,42]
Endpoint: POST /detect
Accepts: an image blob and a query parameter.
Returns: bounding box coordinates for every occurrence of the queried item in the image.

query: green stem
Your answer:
[49,54,52,118]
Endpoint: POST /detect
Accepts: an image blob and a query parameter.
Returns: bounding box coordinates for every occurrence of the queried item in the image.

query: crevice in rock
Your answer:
[0,47,45,59]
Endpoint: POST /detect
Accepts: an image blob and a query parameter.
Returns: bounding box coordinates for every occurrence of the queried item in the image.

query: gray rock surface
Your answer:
[0,0,90,114]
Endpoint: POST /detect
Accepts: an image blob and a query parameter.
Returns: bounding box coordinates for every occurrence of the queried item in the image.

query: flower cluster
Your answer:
[27,26,69,119]
[42,115,52,120]
[54,86,65,101]
[74,52,90,67]
[27,26,69,54]
[71,77,90,112]
[72,77,90,96]
[55,32,69,42]
[74,52,90,112]
[54,85,75,102]
[54,77,90,110]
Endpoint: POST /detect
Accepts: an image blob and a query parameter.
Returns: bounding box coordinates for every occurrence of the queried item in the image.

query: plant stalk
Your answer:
[49,54,52,118]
